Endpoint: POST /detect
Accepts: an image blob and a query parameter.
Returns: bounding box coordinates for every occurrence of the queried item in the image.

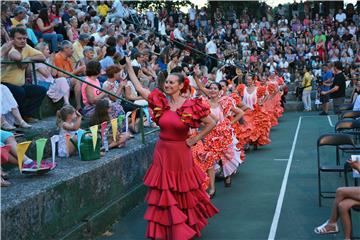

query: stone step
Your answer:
[1,132,158,240]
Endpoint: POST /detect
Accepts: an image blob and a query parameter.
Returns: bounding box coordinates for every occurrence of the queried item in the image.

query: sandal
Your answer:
[1,121,16,130]
[1,177,11,187]
[314,220,339,235]
[18,120,32,128]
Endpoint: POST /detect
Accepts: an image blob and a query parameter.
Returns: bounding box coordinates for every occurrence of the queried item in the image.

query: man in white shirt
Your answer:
[146,8,155,28]
[205,37,218,72]
[335,9,346,23]
[91,27,107,46]
[173,24,185,42]
[188,5,196,21]
[158,18,166,36]
[259,17,270,30]
[131,52,143,67]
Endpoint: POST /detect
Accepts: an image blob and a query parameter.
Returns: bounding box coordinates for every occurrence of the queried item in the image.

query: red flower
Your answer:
[267,83,277,94]
[237,84,245,97]
[277,77,285,85]
[257,85,266,98]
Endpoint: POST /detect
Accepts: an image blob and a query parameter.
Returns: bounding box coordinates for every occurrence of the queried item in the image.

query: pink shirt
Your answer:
[81,76,101,106]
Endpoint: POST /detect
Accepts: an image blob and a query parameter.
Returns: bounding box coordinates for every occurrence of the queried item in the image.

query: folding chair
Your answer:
[317,133,355,206]
[340,111,360,120]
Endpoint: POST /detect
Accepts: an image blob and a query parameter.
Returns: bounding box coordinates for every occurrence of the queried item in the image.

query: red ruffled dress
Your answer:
[144,89,219,240]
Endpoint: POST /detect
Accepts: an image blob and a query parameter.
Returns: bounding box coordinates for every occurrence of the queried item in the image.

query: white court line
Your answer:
[273,159,288,161]
[327,115,334,127]
[268,116,302,240]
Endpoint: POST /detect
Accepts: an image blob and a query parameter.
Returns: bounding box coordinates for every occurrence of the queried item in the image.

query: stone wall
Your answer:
[1,133,158,240]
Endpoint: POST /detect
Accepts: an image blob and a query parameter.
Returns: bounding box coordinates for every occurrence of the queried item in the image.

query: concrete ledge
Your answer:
[1,133,158,240]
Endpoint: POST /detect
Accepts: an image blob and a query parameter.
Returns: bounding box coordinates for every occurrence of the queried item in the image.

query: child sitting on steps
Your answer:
[90,99,130,149]
[56,105,81,157]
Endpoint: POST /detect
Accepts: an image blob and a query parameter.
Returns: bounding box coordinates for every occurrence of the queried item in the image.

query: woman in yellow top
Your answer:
[302,66,313,111]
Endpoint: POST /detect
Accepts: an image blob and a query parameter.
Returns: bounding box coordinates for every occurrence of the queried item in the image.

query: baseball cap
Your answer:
[79,33,90,41]
[14,6,26,15]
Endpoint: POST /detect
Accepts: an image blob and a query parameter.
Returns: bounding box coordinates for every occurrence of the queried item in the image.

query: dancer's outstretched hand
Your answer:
[186,136,198,147]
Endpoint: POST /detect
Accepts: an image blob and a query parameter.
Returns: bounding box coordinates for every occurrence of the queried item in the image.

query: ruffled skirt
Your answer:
[144,139,218,240]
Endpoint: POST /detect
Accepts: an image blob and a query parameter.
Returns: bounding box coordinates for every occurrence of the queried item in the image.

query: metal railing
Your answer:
[0,60,159,143]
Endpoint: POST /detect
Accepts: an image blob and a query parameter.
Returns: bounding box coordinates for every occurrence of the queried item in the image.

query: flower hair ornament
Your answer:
[180,77,191,94]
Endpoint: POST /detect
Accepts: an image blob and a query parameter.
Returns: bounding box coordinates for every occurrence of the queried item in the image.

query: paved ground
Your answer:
[97,112,360,240]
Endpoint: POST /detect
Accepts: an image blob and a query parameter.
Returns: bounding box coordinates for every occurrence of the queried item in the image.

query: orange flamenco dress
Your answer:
[144,89,218,240]
[240,84,272,146]
[263,82,279,127]
[219,94,246,162]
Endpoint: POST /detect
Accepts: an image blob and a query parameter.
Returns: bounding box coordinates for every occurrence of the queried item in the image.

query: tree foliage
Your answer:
[132,0,192,12]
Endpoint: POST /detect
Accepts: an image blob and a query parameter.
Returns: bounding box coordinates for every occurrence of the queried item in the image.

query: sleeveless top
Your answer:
[243,87,257,110]
[81,77,101,106]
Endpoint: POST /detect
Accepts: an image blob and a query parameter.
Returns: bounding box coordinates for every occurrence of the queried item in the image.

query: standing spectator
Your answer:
[301,66,313,111]
[335,8,347,23]
[53,40,84,111]
[1,27,46,122]
[206,37,218,72]
[188,4,196,22]
[321,62,346,114]
[319,64,333,115]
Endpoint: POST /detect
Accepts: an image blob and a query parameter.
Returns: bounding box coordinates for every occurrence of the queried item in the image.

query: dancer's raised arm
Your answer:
[125,57,151,100]
[193,65,210,97]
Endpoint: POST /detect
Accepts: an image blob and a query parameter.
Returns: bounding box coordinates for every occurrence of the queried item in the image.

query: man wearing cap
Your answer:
[91,27,107,46]
[11,6,27,27]
[72,33,90,65]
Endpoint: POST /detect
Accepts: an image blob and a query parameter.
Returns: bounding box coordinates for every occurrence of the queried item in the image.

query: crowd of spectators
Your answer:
[0,0,359,183]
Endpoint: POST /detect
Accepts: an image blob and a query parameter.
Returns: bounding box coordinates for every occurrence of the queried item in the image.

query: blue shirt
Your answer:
[100,56,114,70]
[321,71,333,91]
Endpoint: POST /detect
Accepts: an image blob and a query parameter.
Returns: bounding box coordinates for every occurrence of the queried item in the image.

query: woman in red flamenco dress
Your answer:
[126,59,219,240]
[237,75,272,149]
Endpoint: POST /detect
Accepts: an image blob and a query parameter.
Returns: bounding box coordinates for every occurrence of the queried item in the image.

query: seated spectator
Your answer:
[78,46,96,71]
[91,27,107,47]
[11,6,38,47]
[90,99,130,149]
[56,105,81,158]
[1,84,31,130]
[53,40,84,111]
[314,160,360,239]
[100,46,116,71]
[66,16,79,42]
[103,65,126,102]
[35,42,71,106]
[72,33,91,66]
[1,27,47,123]
[1,129,41,186]
[35,8,64,53]
[81,61,123,118]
